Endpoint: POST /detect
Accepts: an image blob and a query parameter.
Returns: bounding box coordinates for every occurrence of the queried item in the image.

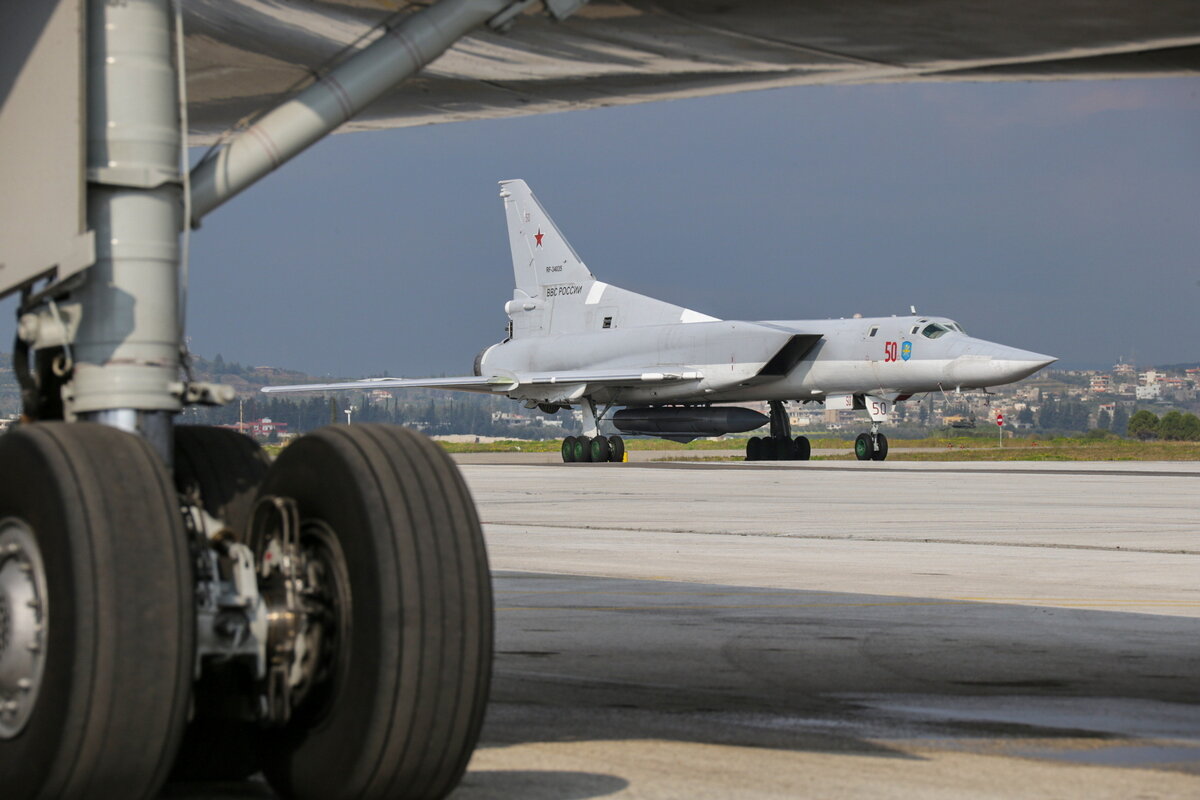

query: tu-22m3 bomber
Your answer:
[265,179,1056,462]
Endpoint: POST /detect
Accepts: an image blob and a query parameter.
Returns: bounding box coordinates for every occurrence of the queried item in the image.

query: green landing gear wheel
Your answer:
[855,432,874,461]
[589,435,611,463]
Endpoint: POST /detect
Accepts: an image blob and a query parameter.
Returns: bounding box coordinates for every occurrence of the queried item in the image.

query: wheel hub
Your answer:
[251,498,349,726]
[0,519,48,739]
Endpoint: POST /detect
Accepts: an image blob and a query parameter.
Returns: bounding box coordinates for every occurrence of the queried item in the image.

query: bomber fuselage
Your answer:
[479,314,1054,407]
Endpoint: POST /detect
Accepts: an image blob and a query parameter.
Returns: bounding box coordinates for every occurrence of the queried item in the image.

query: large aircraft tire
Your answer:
[0,423,193,800]
[561,436,576,462]
[255,425,493,800]
[572,436,590,463]
[608,435,625,463]
[854,433,874,461]
[872,433,890,461]
[169,426,271,783]
[773,437,792,461]
[745,436,763,461]
[589,435,611,463]
[793,435,812,461]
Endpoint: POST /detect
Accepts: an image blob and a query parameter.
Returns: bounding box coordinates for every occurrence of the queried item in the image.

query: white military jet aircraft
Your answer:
[265,179,1055,462]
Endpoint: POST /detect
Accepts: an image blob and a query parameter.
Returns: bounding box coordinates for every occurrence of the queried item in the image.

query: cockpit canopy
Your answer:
[921,320,966,339]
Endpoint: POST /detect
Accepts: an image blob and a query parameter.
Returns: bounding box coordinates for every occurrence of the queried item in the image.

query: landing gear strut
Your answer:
[745,401,810,461]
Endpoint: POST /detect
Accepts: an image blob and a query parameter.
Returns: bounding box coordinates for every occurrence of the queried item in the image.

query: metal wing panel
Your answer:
[517,368,704,386]
[259,367,704,395]
[183,0,1200,141]
[261,375,508,394]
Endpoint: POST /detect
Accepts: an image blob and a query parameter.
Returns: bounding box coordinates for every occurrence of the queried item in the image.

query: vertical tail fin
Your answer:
[498,179,718,338]
[500,179,594,297]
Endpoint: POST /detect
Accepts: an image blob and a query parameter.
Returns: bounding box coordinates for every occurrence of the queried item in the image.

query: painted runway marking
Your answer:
[483,521,1200,555]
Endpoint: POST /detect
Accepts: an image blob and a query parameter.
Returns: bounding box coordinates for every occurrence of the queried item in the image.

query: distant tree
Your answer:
[1156,411,1200,441]
[1063,400,1090,432]
[1111,405,1129,436]
[1017,407,1034,426]
[1096,409,1111,431]
[1183,413,1200,442]
[1127,409,1159,440]
[1038,401,1059,430]
[328,397,338,426]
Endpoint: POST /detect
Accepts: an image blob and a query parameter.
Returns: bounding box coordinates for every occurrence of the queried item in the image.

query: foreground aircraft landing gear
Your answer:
[0,423,193,800]
[561,435,624,462]
[170,427,271,782]
[252,425,493,800]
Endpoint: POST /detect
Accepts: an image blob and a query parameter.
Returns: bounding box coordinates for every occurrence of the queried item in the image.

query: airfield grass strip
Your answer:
[266,436,1200,461]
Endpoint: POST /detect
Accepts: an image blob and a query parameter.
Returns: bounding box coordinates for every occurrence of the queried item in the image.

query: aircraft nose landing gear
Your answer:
[854,423,889,461]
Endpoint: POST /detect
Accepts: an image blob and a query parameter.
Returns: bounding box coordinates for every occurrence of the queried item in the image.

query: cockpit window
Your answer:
[921,323,953,339]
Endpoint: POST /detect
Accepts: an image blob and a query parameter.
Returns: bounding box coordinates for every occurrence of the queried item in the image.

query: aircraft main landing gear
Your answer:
[562,435,625,463]
[745,400,811,461]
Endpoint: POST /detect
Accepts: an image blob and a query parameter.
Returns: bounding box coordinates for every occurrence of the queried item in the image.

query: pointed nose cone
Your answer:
[998,350,1058,383]
[947,339,1057,387]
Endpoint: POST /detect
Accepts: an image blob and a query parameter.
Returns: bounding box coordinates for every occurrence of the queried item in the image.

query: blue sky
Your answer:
[7,77,1198,377]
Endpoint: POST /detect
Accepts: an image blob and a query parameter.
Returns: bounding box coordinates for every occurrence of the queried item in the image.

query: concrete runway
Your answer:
[453,459,1200,799]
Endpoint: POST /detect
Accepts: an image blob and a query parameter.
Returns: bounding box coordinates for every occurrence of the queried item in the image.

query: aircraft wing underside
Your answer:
[183,0,1200,142]
[261,368,704,396]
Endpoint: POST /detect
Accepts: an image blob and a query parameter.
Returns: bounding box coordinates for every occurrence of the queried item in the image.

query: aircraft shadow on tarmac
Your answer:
[161,570,1200,798]
[477,571,1200,772]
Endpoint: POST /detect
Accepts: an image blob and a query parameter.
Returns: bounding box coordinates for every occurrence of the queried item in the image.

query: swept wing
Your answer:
[261,368,704,395]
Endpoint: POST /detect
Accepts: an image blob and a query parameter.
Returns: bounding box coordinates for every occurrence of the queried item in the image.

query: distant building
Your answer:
[221,417,289,440]
[1139,369,1163,386]
[1113,362,1137,379]
[1089,374,1111,393]
[1135,384,1162,401]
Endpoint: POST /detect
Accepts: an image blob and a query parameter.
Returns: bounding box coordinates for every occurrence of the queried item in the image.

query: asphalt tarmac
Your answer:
[453,459,1200,799]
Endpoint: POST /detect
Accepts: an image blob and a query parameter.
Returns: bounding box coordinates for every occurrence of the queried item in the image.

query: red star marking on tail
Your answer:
[534,229,544,247]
